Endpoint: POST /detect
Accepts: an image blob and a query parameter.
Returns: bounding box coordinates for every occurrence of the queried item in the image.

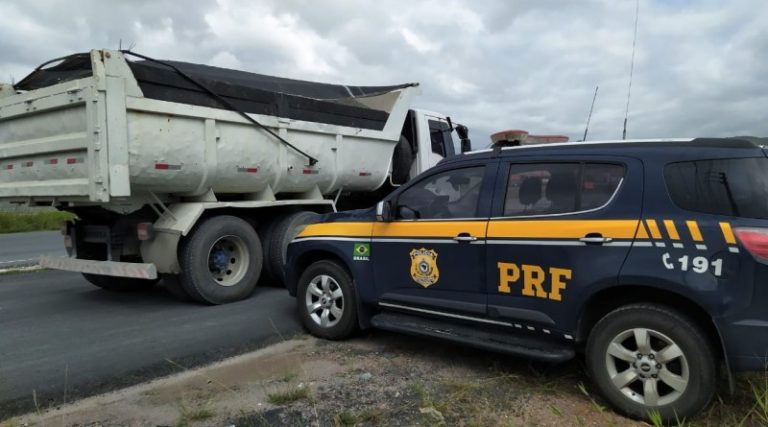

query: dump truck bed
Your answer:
[0,50,416,206]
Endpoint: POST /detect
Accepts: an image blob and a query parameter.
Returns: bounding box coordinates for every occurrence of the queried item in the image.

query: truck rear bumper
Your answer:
[40,256,158,280]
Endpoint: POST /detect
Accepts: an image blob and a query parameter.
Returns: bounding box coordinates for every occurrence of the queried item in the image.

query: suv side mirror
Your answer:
[376,201,392,222]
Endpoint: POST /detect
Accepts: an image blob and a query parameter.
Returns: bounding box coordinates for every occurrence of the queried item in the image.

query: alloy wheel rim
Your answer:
[305,274,344,328]
[605,327,690,407]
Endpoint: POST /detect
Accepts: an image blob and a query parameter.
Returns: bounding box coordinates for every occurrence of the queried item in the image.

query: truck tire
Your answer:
[265,211,319,285]
[585,303,717,422]
[160,274,192,301]
[391,135,414,184]
[297,260,358,340]
[179,215,262,304]
[82,273,158,292]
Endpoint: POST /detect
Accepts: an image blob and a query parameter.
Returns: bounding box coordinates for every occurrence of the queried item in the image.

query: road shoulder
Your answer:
[6,333,640,427]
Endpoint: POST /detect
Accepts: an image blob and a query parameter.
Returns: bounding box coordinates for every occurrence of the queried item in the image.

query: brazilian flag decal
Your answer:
[353,243,370,260]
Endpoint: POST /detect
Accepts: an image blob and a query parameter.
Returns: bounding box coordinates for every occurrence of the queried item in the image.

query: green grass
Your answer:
[0,211,74,234]
[175,399,215,427]
[266,386,311,405]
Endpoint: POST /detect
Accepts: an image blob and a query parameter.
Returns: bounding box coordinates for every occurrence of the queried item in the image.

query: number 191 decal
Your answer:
[662,253,723,277]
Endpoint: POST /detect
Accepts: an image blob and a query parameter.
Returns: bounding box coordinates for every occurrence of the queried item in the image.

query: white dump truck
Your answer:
[0,49,471,303]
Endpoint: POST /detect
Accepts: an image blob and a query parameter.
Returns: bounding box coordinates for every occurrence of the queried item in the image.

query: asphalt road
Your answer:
[0,271,302,418]
[0,231,64,268]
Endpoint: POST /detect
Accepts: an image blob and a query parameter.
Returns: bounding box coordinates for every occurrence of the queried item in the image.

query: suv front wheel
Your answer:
[586,303,717,422]
[297,260,359,340]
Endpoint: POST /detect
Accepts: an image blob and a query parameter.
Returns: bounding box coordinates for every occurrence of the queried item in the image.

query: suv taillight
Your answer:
[734,228,768,262]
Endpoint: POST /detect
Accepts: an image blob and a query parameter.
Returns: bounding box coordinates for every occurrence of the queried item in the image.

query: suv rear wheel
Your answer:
[586,303,717,422]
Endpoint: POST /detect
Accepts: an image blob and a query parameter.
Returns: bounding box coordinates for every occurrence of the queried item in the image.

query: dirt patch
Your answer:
[4,331,762,426]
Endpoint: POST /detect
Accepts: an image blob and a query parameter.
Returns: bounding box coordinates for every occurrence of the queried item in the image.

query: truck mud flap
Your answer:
[40,256,157,280]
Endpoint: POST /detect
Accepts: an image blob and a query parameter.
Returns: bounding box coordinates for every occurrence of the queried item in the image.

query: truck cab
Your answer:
[392,109,470,186]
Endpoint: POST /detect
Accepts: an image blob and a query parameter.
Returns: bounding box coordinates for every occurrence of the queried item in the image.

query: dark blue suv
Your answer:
[285,138,768,421]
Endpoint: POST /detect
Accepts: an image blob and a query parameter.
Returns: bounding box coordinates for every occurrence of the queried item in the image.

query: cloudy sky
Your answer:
[1,0,766,145]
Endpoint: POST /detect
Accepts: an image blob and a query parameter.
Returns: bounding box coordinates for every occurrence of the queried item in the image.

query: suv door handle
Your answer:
[579,234,613,244]
[453,233,478,242]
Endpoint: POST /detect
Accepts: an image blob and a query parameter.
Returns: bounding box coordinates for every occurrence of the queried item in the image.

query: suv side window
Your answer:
[503,163,624,216]
[665,157,768,219]
[396,166,485,219]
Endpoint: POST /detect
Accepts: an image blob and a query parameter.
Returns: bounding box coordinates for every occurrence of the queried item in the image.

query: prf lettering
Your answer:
[497,262,572,302]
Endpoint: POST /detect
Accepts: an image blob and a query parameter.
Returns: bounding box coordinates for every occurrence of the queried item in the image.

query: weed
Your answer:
[576,382,606,413]
[549,404,563,417]
[408,382,432,406]
[280,371,299,383]
[0,211,74,234]
[267,386,311,405]
[176,398,215,427]
[334,409,357,426]
[0,267,46,276]
[358,407,383,423]
[647,409,663,427]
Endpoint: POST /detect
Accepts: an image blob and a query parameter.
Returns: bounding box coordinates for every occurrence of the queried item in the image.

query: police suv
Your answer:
[285,137,768,421]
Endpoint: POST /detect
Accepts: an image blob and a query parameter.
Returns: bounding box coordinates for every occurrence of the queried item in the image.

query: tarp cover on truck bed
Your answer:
[14,52,415,130]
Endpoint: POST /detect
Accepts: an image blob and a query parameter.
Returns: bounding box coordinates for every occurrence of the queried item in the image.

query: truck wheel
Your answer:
[297,260,358,340]
[160,274,191,301]
[265,211,319,285]
[82,273,158,292]
[391,135,414,184]
[179,215,262,304]
[586,303,716,422]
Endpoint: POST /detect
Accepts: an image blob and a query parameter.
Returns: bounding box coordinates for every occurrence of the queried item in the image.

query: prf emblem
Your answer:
[410,248,439,288]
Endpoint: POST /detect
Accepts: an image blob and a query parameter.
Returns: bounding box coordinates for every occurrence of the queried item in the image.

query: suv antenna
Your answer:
[622,0,640,140]
[582,86,599,141]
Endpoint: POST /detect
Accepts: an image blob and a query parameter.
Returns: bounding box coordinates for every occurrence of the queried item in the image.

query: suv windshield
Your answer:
[664,157,768,219]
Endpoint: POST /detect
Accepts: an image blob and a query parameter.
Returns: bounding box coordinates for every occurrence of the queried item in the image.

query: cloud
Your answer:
[0,0,766,145]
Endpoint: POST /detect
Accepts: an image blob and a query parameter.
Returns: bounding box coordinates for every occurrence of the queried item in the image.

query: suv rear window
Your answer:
[664,157,768,219]
[503,163,624,216]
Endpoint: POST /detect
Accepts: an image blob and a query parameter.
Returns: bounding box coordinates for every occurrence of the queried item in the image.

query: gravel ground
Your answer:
[5,331,763,426]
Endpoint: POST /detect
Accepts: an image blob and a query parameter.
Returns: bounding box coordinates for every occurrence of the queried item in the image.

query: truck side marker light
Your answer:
[237,167,258,173]
[66,158,84,164]
[155,163,182,170]
[664,219,680,240]
[22,161,34,168]
[47,159,58,165]
[359,171,371,177]
[4,164,12,170]
[302,168,319,175]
